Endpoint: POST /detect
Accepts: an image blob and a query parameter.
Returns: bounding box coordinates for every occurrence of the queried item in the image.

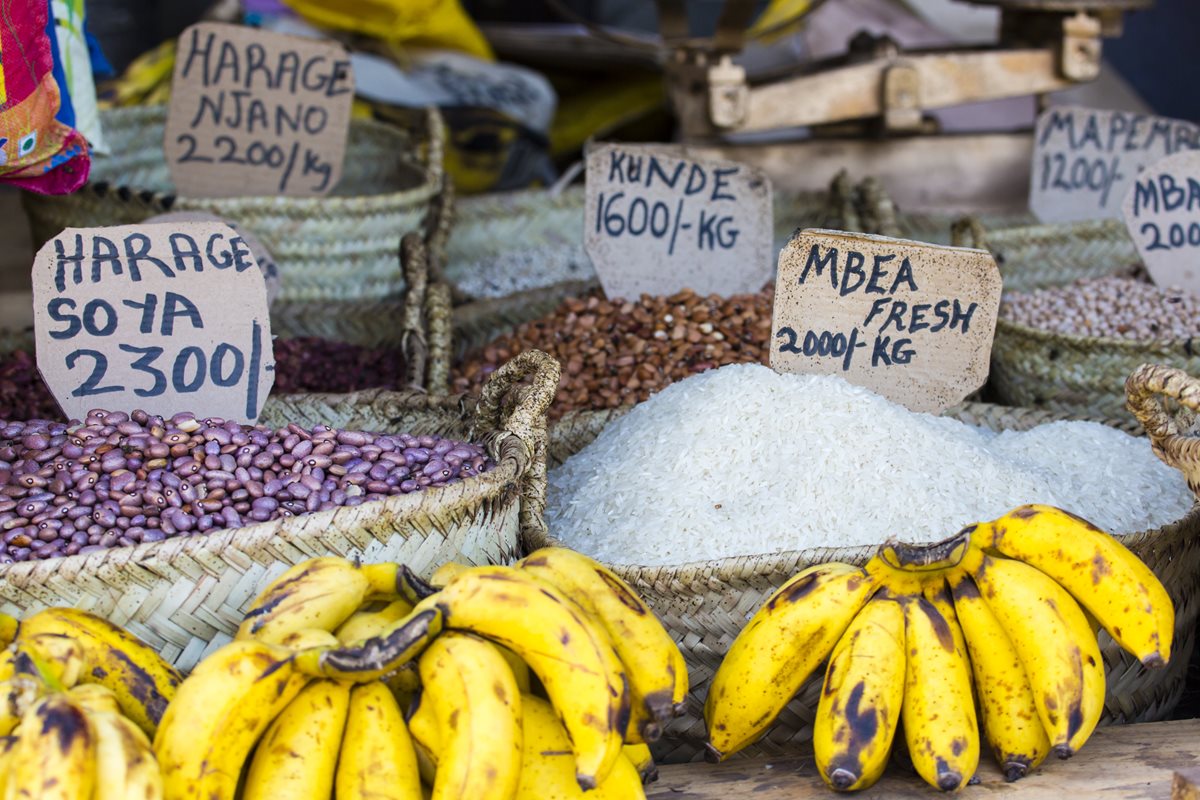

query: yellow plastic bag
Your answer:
[281,0,493,61]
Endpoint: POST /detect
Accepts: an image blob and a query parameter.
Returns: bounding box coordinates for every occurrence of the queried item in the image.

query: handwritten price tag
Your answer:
[584,144,773,299]
[32,222,275,423]
[1030,105,1200,223]
[771,229,1001,413]
[164,22,354,198]
[1122,151,1200,292]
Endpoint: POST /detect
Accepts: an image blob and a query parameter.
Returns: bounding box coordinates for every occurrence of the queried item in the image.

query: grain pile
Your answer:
[453,288,774,418]
[1001,276,1200,340]
[546,364,1192,566]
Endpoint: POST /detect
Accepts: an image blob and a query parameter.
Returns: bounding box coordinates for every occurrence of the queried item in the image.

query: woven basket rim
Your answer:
[0,429,525,582]
[995,315,1198,353]
[88,105,440,212]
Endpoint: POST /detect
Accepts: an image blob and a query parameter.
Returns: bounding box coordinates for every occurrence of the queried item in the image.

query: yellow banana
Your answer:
[15,607,181,737]
[430,561,471,588]
[0,613,16,647]
[17,633,86,689]
[0,734,16,797]
[966,550,1105,758]
[900,595,979,791]
[705,562,877,760]
[623,743,658,784]
[405,690,440,786]
[814,596,906,792]
[243,679,350,800]
[0,676,42,736]
[335,599,415,644]
[978,505,1173,667]
[336,682,423,800]
[495,643,532,694]
[518,693,647,800]
[419,632,523,800]
[153,640,308,800]
[293,604,444,682]
[518,547,687,738]
[7,693,96,800]
[386,662,422,708]
[237,557,377,644]
[88,704,164,800]
[278,628,341,650]
[949,569,1050,781]
[70,683,122,715]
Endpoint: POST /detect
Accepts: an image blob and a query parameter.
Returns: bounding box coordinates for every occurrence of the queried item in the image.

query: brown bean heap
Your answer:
[453,288,774,418]
[0,409,492,563]
[0,338,408,421]
[1001,276,1200,341]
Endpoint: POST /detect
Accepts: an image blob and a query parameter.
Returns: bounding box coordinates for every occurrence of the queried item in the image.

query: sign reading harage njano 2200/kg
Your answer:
[164,22,354,198]
[770,229,1002,414]
[32,222,275,423]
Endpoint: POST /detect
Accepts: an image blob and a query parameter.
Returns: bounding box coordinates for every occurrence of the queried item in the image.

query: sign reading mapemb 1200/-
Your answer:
[32,222,275,423]
[584,143,773,299]
[164,22,354,198]
[771,229,1001,414]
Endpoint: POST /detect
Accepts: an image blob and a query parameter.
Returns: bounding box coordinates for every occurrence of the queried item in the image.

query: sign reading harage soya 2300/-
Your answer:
[32,222,275,423]
[1030,105,1200,223]
[771,229,1001,414]
[164,22,354,198]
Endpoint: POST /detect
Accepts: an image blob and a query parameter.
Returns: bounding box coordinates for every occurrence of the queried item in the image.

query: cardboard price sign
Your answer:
[32,222,275,423]
[144,211,281,305]
[164,22,354,198]
[771,229,1001,413]
[584,144,773,299]
[1122,151,1200,292]
[1030,105,1200,223]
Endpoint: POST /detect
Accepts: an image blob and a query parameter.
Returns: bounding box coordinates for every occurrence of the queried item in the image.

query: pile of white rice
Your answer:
[545,364,1193,566]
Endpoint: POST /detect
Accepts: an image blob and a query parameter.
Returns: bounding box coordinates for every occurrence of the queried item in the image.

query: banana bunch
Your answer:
[99,40,176,108]
[706,503,1174,792]
[0,606,181,800]
[155,548,682,800]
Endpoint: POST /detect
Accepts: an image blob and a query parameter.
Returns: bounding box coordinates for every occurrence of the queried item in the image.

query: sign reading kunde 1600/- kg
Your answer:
[770,229,1001,414]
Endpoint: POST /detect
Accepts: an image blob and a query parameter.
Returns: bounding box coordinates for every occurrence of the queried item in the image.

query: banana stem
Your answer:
[880,527,974,572]
[292,606,443,682]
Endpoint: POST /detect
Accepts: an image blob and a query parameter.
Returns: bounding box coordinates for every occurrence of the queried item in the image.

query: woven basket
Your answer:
[21,105,445,305]
[536,401,1200,763]
[982,218,1138,293]
[0,350,559,671]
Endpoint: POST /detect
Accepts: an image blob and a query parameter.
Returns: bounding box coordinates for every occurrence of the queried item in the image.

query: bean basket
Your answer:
[538,401,1200,763]
[21,104,445,313]
[0,350,558,671]
[976,218,1200,420]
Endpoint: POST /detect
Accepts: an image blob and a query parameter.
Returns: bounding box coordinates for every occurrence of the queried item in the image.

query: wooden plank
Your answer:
[649,719,1200,799]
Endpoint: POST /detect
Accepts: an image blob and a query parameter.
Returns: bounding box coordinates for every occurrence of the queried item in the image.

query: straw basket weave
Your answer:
[21,105,445,305]
[0,350,559,671]
[537,401,1200,763]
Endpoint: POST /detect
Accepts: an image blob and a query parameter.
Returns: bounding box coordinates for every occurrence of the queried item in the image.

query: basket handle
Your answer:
[472,350,562,543]
[1126,364,1200,498]
[950,216,988,250]
[422,173,455,285]
[400,233,430,391]
[425,282,452,397]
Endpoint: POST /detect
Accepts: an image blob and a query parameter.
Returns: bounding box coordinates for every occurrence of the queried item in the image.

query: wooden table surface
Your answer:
[648,719,1200,799]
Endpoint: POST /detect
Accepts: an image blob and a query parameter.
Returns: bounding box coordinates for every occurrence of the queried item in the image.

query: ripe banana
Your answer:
[237,557,377,644]
[705,562,877,760]
[17,633,86,689]
[243,679,350,800]
[69,683,122,716]
[623,742,658,785]
[949,569,1050,781]
[0,612,16,647]
[0,734,16,797]
[153,639,308,800]
[519,693,647,800]
[900,595,979,792]
[335,599,415,644]
[292,604,444,682]
[430,561,471,588]
[7,693,96,800]
[965,550,1105,758]
[404,689,440,786]
[16,607,181,737]
[419,632,523,800]
[336,682,423,800]
[88,703,165,800]
[0,674,42,736]
[518,547,688,737]
[977,505,1173,667]
[813,596,906,792]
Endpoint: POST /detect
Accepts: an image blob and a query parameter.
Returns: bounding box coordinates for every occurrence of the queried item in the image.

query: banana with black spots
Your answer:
[336,682,423,800]
[243,679,350,800]
[7,693,96,800]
